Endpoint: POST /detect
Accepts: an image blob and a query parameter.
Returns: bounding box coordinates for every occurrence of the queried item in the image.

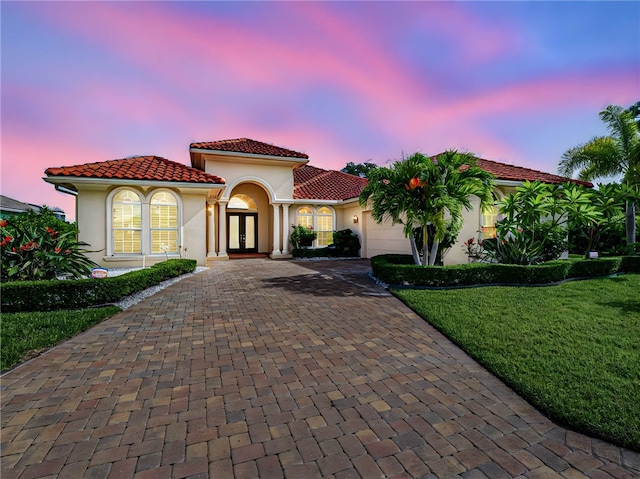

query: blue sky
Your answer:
[1,1,638,220]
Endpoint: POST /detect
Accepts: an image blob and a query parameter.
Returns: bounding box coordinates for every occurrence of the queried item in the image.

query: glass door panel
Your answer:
[227,213,258,253]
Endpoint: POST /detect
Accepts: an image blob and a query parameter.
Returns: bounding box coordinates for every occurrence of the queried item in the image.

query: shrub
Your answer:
[618,256,640,273]
[370,254,631,287]
[290,225,317,249]
[567,258,621,278]
[0,259,197,312]
[331,229,361,257]
[292,247,333,258]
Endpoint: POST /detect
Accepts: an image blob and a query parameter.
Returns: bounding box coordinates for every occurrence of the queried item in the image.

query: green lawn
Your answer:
[393,274,640,451]
[1,307,120,372]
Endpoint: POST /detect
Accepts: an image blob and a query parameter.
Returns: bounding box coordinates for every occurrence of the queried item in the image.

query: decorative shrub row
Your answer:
[0,259,197,313]
[371,254,638,288]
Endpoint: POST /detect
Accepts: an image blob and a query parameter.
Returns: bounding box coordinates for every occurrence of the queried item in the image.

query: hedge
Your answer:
[1,259,197,313]
[620,255,640,273]
[371,254,637,288]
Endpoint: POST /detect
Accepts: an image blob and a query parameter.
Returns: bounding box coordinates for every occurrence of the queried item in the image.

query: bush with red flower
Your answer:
[1,207,98,281]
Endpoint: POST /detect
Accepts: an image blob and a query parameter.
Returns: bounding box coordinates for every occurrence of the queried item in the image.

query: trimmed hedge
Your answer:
[1,259,197,313]
[566,257,621,278]
[620,255,640,273]
[371,254,636,288]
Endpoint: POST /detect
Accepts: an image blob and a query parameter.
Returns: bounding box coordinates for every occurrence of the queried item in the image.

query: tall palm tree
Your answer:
[559,104,640,245]
[359,150,495,265]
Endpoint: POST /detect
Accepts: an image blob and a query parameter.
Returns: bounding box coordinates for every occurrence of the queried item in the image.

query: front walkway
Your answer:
[1,259,638,478]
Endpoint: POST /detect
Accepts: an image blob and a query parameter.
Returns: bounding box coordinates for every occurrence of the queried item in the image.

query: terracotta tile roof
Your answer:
[294,165,368,200]
[45,156,225,184]
[190,138,309,159]
[466,157,592,187]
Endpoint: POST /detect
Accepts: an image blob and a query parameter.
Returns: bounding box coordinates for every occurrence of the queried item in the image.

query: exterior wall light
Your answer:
[352,215,358,224]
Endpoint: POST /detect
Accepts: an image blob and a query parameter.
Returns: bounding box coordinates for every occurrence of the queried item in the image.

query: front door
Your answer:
[228,213,258,253]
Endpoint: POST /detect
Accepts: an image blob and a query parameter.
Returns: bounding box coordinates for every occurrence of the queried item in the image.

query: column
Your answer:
[271,203,281,256]
[218,200,228,258]
[206,202,217,257]
[281,204,291,254]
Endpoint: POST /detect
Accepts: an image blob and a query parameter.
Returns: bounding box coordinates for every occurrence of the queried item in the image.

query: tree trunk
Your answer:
[626,200,637,246]
[422,225,429,266]
[429,241,439,266]
[409,235,421,265]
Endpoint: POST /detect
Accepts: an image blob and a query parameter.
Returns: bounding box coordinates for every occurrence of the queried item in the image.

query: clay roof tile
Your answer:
[191,138,309,159]
[45,156,225,185]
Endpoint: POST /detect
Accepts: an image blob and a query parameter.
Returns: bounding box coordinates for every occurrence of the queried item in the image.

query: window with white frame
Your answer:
[150,191,179,254]
[316,207,333,247]
[481,205,498,239]
[295,206,335,247]
[112,190,142,254]
[296,206,314,229]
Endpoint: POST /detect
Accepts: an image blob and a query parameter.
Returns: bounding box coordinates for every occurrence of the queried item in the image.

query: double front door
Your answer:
[228,213,257,253]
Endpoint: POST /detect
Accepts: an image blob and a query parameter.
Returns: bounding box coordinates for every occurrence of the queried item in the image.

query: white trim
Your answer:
[106,187,183,257]
[190,148,309,165]
[148,189,182,255]
[220,176,278,203]
[495,180,525,187]
[106,187,143,256]
[45,176,225,190]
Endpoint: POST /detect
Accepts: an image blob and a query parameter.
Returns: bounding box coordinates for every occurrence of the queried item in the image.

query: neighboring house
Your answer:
[43,138,588,267]
[0,195,66,221]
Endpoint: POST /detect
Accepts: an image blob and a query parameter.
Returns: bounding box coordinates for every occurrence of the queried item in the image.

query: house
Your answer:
[0,195,66,221]
[43,138,588,267]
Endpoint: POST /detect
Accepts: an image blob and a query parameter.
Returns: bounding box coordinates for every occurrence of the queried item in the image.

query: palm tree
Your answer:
[359,150,495,265]
[559,104,640,246]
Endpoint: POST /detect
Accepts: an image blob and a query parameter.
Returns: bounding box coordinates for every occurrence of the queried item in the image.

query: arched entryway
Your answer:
[227,194,258,253]
[226,183,270,254]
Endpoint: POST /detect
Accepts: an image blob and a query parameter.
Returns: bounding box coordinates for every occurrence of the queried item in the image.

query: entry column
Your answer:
[281,203,291,255]
[271,203,281,256]
[206,201,217,257]
[218,200,228,258]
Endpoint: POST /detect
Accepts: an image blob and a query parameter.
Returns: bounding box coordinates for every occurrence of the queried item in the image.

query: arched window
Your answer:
[481,205,498,239]
[296,207,314,230]
[316,207,334,247]
[228,194,257,210]
[150,191,179,254]
[112,190,142,254]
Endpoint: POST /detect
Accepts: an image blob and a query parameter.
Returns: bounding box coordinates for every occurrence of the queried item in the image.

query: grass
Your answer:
[393,274,640,451]
[1,306,120,372]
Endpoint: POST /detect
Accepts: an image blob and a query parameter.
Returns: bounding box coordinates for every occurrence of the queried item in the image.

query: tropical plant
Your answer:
[482,181,570,264]
[290,224,317,249]
[559,104,640,245]
[1,210,98,281]
[563,183,627,257]
[359,150,495,265]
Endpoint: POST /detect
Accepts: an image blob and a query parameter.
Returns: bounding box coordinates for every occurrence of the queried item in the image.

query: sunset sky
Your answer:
[2,1,638,221]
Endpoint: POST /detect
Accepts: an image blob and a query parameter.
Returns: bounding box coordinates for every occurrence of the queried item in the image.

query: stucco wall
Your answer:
[361,211,412,259]
[181,193,207,264]
[336,202,364,254]
[203,154,297,202]
[76,187,108,265]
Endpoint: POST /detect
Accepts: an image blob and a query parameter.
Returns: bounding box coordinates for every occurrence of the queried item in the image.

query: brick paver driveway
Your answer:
[1,259,638,478]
